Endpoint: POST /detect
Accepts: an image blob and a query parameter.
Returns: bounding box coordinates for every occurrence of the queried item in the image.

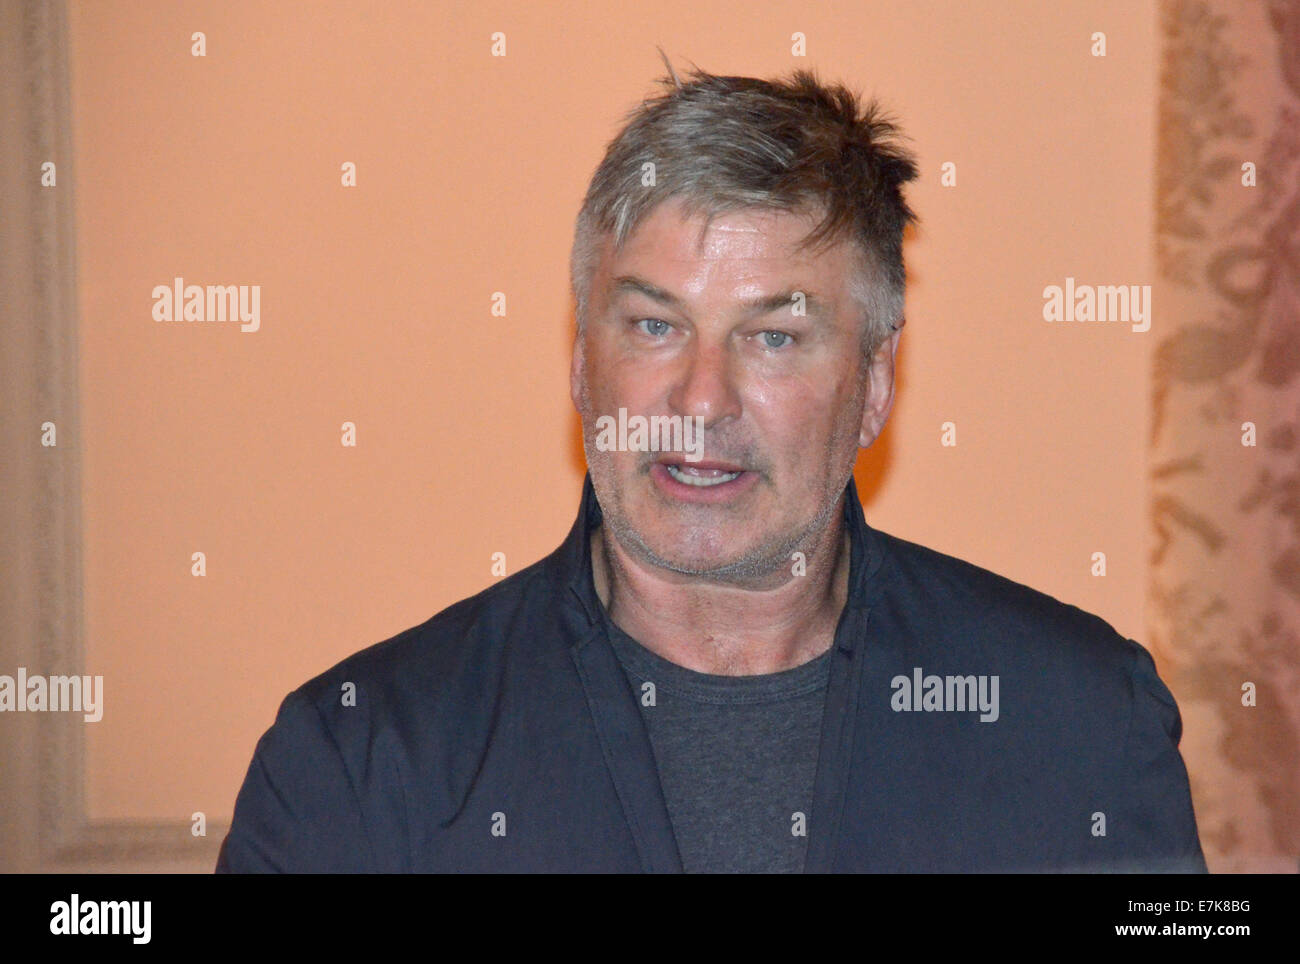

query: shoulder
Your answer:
[220,555,573,871]
[284,551,567,739]
[867,527,1201,862]
[868,527,1148,701]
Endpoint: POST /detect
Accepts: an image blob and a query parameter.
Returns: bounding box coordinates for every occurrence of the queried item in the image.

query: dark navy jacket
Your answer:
[217,475,1207,873]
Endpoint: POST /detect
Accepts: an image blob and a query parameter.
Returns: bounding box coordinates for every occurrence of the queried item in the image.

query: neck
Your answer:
[590,501,852,676]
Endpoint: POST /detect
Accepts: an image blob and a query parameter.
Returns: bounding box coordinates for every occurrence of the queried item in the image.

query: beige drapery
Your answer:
[1151,0,1300,871]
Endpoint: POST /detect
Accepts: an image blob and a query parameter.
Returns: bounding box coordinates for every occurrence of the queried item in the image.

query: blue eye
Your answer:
[759,330,792,349]
[637,319,672,337]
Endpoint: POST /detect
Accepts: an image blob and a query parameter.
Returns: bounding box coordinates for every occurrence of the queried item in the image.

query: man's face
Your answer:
[571,197,899,582]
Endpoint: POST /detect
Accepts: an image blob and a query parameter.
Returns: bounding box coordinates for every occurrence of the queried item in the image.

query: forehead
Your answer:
[599,198,856,294]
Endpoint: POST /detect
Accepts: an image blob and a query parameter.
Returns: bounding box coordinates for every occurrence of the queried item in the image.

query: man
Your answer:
[217,65,1206,873]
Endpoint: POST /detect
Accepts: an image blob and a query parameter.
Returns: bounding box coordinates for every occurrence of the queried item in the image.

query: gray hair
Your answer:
[569,60,919,358]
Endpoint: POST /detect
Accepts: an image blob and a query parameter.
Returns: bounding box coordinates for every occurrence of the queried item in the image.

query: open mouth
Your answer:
[664,464,742,487]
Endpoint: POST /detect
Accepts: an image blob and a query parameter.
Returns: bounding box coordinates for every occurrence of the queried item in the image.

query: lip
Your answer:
[648,461,759,504]
[655,456,746,473]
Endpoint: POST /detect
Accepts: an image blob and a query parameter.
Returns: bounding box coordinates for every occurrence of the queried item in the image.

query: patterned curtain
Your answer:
[1152,0,1300,872]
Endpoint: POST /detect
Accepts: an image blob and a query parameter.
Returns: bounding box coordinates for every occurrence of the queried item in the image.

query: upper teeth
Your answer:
[666,464,741,486]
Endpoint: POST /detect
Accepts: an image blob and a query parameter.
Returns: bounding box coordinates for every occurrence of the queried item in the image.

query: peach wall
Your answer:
[64,1,1156,824]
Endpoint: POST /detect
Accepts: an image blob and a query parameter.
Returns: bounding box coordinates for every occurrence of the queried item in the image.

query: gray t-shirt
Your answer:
[606,622,831,873]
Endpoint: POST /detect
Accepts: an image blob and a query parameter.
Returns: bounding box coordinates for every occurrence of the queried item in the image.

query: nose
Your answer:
[667,337,743,427]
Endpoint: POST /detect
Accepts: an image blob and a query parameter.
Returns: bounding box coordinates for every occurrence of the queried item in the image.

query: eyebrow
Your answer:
[611,275,828,318]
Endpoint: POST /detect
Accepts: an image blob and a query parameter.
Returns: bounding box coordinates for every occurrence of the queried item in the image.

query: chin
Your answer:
[632,526,771,576]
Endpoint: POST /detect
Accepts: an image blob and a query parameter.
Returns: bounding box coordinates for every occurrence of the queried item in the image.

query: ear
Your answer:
[570,329,586,414]
[858,321,904,447]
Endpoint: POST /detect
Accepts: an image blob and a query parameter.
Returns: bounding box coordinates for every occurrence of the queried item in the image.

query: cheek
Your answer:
[589,348,672,405]
[749,373,842,435]
[749,376,862,480]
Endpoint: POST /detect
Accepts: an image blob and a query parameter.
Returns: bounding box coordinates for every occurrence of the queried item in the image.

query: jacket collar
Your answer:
[557,469,888,872]
[559,470,886,630]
